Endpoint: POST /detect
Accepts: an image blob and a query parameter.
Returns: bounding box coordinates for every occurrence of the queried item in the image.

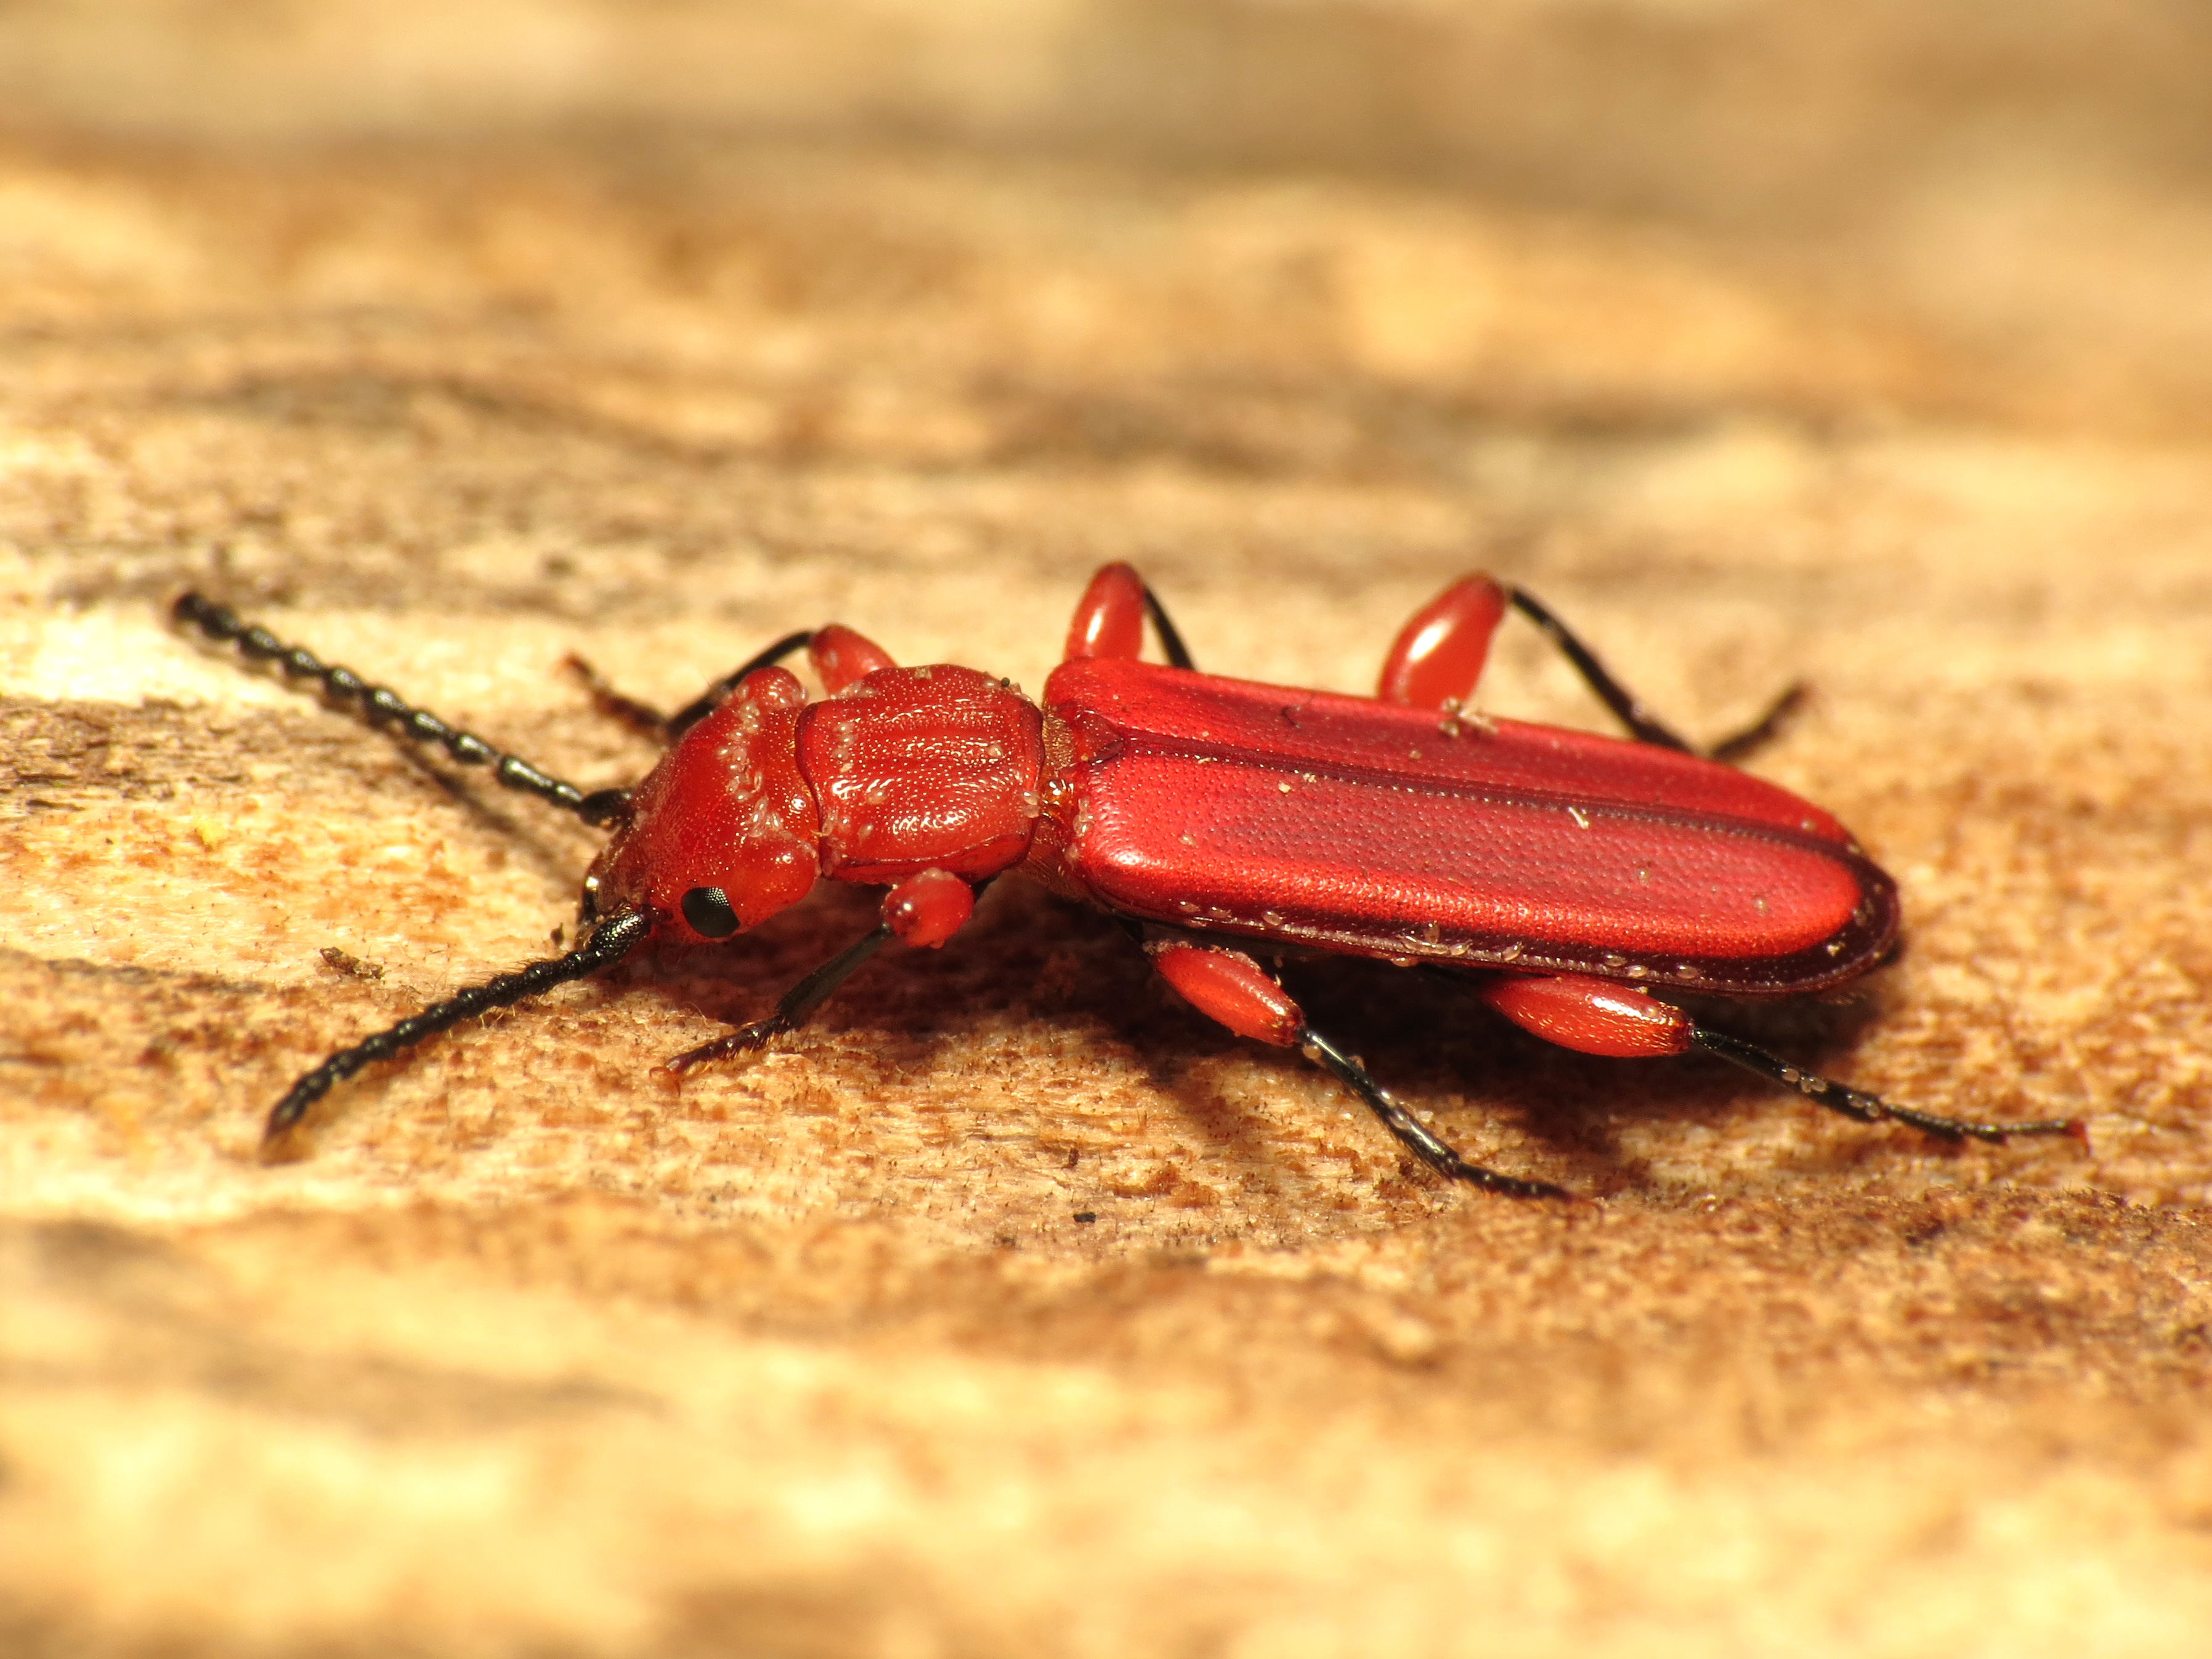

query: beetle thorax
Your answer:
[796,664,1047,886]
[586,666,822,938]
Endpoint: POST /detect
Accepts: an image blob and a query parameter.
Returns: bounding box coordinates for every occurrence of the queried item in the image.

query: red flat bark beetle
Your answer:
[173,567,2082,1195]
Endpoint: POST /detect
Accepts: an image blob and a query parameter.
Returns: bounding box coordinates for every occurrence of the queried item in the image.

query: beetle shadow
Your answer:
[383,733,622,898]
[545,873,1916,1205]
[895,901,1693,1196]
[622,880,1146,1070]
[1010,905,1332,1179]
[903,889,1288,1183]
[649,884,1300,1179]
[1271,959,1908,1195]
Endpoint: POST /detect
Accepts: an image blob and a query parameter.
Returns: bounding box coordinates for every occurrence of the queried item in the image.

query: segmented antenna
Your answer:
[173,592,628,826]
[262,909,651,1147]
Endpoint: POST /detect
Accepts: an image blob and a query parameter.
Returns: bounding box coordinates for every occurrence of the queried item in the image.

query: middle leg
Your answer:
[1146,935,1568,1198]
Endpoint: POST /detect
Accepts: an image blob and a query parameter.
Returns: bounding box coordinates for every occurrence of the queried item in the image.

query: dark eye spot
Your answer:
[681,886,740,938]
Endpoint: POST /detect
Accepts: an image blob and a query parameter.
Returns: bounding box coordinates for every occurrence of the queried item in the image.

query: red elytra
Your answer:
[173,570,2082,1197]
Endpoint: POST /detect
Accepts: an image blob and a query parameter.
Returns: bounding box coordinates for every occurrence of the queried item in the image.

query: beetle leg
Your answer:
[665,869,979,1072]
[880,868,975,948]
[665,922,895,1072]
[1141,584,1197,671]
[1148,938,1568,1198]
[662,629,818,739]
[1478,971,2086,1147]
[1502,586,1810,762]
[1494,587,1698,752]
[582,623,899,748]
[1146,938,1304,1043]
[1706,683,1812,764]
[1689,1028,2086,1146]
[561,629,823,747]
[562,652,675,741]
[1299,1028,1571,1199]
[1384,574,1807,759]
[1475,973,1696,1059]
[1064,562,1196,670]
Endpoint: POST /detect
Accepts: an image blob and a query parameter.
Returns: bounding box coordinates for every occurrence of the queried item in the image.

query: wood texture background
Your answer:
[4,4,2211,1653]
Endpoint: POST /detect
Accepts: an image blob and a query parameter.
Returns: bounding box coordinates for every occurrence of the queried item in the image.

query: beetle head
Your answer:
[584,666,823,942]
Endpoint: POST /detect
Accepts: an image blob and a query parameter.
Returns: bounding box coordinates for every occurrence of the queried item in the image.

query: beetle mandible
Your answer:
[172,567,2081,1195]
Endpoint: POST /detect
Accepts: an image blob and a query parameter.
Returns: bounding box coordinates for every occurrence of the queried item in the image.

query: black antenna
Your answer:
[174,592,629,827]
[262,909,651,1149]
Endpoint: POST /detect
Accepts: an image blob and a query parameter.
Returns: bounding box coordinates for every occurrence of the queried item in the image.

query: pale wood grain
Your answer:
[4,42,2211,1656]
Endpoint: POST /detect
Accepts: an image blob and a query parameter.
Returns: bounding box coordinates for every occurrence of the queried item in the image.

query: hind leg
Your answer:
[1379,575,1806,760]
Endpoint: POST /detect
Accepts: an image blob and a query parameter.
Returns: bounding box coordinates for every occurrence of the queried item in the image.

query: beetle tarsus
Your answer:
[665,922,895,1073]
[665,1020,782,1072]
[1689,1027,2083,1145]
[1298,1027,1570,1200]
[1709,682,1812,764]
[258,909,650,1152]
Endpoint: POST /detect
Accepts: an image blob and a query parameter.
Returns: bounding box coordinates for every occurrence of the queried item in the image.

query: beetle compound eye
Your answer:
[681,886,741,938]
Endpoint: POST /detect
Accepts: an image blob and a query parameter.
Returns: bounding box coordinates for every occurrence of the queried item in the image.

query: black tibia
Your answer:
[174,592,624,827]
[1140,583,1197,672]
[665,630,816,740]
[1504,587,1805,764]
[262,910,650,1148]
[665,922,894,1073]
[1505,587,1693,752]
[1298,1027,1570,1200]
[1690,1028,2083,1144]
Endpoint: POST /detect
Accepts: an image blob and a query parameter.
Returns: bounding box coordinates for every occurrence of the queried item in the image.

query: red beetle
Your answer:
[174,567,2079,1195]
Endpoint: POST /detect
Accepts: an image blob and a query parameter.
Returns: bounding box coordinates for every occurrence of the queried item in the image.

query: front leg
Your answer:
[570,622,902,751]
[666,869,976,1070]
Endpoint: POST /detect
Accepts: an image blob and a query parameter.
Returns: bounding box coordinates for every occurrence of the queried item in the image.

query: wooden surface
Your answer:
[6,6,2212,1654]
